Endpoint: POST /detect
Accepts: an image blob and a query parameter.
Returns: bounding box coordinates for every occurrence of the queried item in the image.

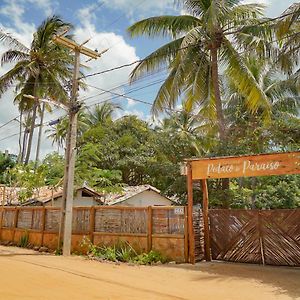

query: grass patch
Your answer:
[81,237,168,265]
[18,231,29,248]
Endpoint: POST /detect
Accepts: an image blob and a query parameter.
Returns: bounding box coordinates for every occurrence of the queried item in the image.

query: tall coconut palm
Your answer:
[0,16,74,164]
[128,0,272,143]
[224,56,299,153]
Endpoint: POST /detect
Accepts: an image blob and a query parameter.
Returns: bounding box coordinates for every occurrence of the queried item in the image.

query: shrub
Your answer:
[18,231,29,248]
[80,237,168,265]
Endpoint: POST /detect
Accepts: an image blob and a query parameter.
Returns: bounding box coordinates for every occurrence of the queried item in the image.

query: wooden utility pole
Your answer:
[53,34,106,256]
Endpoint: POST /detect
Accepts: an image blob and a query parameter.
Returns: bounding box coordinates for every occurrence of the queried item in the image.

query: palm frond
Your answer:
[221,38,271,121]
[1,50,30,65]
[0,30,29,52]
[127,15,201,39]
[130,37,184,82]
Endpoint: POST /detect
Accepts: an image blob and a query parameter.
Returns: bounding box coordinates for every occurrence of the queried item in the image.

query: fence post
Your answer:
[0,207,4,240]
[41,207,46,246]
[147,206,152,252]
[12,207,19,243]
[184,206,189,263]
[258,211,266,265]
[187,163,195,264]
[201,179,211,261]
[90,207,95,244]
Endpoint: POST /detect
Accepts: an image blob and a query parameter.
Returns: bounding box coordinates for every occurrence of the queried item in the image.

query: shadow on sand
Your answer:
[163,261,300,299]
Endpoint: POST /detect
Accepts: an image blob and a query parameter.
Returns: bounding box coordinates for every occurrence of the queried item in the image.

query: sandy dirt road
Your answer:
[0,246,299,300]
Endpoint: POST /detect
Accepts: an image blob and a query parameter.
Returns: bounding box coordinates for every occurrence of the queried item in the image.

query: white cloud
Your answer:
[102,0,177,21]
[0,6,141,159]
[26,0,57,16]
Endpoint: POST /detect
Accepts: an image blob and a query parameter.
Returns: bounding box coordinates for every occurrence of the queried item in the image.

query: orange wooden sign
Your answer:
[188,152,300,179]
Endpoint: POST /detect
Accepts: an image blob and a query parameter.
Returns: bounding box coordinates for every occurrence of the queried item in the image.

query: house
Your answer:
[22,186,103,207]
[103,185,174,207]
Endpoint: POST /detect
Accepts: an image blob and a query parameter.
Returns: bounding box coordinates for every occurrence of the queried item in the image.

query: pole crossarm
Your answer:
[53,36,107,59]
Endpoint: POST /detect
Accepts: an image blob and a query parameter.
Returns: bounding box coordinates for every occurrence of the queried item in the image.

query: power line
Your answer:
[0,115,19,130]
[80,42,202,80]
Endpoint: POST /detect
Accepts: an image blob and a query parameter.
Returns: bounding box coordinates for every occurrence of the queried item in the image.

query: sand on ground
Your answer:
[0,246,299,300]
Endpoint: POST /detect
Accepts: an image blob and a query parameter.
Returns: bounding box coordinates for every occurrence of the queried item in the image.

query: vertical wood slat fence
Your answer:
[209,209,300,267]
[0,206,188,262]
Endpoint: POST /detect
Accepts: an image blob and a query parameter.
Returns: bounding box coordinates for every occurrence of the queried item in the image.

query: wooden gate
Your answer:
[209,209,300,266]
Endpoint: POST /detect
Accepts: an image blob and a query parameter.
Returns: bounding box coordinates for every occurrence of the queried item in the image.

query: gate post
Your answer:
[201,179,211,261]
[187,163,195,264]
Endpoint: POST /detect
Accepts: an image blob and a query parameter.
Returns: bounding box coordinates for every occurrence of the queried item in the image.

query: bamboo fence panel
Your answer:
[94,207,148,234]
[32,209,43,230]
[72,208,90,233]
[44,209,60,232]
[2,209,15,228]
[17,209,33,229]
[152,207,185,235]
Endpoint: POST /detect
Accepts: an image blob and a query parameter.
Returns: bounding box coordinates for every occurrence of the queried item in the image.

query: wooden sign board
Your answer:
[188,152,300,179]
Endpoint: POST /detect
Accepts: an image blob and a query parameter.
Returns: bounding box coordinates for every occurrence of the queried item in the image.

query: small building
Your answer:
[22,186,103,207]
[103,185,174,207]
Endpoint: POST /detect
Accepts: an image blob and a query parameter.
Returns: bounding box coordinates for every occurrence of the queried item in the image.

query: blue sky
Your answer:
[0,0,296,158]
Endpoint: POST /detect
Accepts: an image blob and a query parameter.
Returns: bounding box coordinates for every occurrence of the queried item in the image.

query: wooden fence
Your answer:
[209,209,300,266]
[0,206,188,262]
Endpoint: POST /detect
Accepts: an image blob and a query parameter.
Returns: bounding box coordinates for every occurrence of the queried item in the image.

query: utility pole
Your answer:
[53,34,107,255]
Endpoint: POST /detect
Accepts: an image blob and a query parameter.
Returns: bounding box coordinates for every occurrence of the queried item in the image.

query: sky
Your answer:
[0,0,296,159]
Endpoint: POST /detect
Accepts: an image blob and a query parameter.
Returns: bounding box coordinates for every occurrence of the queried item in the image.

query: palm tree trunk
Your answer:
[211,47,226,141]
[24,77,39,165]
[34,103,45,169]
[17,112,23,163]
[211,46,229,191]
[21,128,28,163]
[24,104,37,164]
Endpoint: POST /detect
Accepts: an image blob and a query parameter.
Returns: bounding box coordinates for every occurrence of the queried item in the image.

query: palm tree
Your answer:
[276,3,300,76]
[46,110,89,150]
[225,56,299,153]
[128,0,272,144]
[0,16,74,164]
[87,102,122,126]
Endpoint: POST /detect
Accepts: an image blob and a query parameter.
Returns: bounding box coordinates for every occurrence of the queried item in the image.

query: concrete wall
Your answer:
[114,190,172,207]
[49,190,99,207]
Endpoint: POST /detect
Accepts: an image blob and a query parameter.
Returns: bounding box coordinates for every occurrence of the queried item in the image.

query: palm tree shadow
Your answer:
[163,261,300,299]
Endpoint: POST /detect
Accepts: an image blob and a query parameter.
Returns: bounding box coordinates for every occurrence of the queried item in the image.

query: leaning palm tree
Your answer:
[0,16,74,164]
[128,0,272,143]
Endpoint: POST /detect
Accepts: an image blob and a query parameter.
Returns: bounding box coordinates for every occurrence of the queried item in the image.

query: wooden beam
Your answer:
[187,163,195,264]
[41,207,46,246]
[89,206,95,244]
[184,205,189,263]
[147,206,152,252]
[12,207,19,243]
[201,179,211,261]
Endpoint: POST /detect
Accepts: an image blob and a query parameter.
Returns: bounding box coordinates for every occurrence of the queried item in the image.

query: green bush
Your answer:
[81,237,168,265]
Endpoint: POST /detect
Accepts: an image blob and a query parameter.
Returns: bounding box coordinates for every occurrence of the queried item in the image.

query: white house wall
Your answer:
[48,190,99,207]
